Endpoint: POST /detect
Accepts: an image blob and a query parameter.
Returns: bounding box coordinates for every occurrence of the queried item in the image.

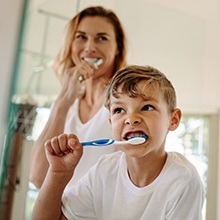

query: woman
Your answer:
[29,6,127,188]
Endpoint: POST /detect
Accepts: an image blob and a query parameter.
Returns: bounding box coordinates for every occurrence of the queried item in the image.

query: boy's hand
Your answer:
[44,134,83,173]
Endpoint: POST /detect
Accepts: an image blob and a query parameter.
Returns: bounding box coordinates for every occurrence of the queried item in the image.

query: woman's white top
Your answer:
[62,151,204,220]
[64,98,116,186]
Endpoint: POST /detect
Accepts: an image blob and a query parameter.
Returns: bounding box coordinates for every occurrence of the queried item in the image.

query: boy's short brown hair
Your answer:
[104,65,177,112]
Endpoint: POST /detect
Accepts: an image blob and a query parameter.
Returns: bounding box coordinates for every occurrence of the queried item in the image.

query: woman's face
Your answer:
[71,16,118,80]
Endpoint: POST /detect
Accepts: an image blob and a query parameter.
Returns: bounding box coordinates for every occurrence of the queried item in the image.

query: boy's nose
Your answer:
[125,114,141,125]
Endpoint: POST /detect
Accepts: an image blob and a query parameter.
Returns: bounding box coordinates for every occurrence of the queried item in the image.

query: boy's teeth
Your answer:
[126,133,147,140]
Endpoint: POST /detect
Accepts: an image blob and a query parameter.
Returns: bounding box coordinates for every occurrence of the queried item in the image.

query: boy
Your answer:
[32,65,204,220]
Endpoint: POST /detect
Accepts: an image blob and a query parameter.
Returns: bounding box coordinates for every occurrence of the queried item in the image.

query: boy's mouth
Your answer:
[123,131,148,141]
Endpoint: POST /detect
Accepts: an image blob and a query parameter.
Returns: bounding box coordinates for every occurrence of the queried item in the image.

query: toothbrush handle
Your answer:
[81,139,114,147]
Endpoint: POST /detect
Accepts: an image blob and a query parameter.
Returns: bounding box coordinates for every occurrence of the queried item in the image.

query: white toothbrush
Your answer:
[81,136,147,147]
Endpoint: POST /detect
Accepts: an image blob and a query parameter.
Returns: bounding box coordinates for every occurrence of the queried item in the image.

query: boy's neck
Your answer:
[126,152,167,187]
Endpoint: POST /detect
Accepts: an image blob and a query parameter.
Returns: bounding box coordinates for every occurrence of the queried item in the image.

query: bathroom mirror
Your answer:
[1,0,220,219]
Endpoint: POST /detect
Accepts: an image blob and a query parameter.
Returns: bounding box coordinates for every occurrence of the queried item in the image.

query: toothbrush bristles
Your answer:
[96,58,103,66]
[129,135,147,145]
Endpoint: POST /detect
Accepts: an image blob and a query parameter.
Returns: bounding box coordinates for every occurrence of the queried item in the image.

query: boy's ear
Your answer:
[169,108,182,131]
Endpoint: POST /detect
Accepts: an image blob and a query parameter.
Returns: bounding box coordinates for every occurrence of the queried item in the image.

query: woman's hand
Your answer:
[57,61,97,105]
[44,134,83,174]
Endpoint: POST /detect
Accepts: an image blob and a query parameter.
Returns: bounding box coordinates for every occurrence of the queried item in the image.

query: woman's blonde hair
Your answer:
[53,6,127,79]
[104,65,177,113]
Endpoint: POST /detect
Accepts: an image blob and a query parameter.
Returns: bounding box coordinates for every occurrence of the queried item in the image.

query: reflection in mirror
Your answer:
[1,0,220,219]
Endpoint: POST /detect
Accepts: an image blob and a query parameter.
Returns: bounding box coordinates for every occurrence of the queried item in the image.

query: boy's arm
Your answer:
[167,175,205,220]
[32,134,83,220]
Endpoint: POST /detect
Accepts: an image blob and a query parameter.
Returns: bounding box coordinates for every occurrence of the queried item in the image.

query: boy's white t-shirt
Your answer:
[64,98,116,186]
[62,151,204,220]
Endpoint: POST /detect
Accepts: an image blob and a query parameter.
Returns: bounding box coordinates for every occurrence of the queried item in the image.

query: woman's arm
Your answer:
[29,102,70,188]
[29,68,81,188]
[31,169,71,220]
[30,64,96,188]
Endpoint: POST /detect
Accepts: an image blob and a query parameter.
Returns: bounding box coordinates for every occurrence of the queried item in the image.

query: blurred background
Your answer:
[0,0,220,219]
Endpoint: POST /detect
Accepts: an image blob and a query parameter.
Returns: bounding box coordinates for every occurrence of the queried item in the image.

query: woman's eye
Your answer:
[142,105,154,111]
[75,34,87,40]
[96,36,108,42]
[113,108,124,114]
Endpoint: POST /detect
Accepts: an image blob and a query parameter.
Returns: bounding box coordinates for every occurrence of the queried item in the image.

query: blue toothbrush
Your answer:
[81,136,147,147]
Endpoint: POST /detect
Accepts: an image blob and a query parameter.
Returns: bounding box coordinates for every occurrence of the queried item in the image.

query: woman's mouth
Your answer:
[83,57,103,67]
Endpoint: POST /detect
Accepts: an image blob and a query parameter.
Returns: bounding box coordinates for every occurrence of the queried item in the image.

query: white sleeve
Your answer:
[166,174,205,220]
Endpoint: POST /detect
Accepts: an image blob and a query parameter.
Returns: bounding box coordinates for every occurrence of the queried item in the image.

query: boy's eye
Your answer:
[142,104,154,111]
[113,107,124,114]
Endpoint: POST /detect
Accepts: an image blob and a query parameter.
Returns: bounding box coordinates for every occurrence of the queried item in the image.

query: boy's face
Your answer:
[109,82,181,158]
